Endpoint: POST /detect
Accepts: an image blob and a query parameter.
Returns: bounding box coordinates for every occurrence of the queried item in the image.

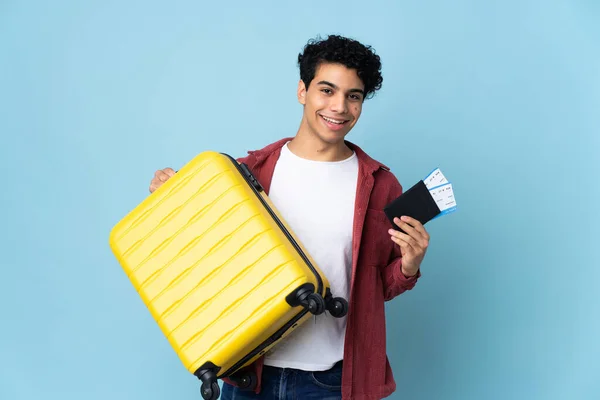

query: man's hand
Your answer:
[388,216,430,277]
[149,168,176,193]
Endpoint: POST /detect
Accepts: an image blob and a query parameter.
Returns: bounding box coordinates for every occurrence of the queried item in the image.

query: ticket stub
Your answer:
[429,182,457,217]
[424,167,448,189]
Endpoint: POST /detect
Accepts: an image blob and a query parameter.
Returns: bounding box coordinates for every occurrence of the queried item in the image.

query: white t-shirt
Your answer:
[262,141,359,371]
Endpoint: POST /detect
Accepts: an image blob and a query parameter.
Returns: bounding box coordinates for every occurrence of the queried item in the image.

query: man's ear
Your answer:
[297,80,307,105]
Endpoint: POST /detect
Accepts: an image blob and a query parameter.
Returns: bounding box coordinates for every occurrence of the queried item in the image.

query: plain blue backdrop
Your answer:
[1,1,599,399]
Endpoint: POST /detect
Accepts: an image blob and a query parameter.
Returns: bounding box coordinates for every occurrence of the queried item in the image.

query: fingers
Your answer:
[154,168,174,182]
[389,219,430,271]
[154,171,168,183]
[396,216,429,238]
[163,168,176,177]
[149,179,160,193]
[388,228,419,250]
[390,216,430,274]
[393,216,430,246]
[149,168,176,193]
[390,233,411,251]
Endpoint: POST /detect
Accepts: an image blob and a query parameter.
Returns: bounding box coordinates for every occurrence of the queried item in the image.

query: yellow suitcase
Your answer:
[109,151,348,399]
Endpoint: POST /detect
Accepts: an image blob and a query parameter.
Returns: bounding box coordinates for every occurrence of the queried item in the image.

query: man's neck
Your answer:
[287,128,354,162]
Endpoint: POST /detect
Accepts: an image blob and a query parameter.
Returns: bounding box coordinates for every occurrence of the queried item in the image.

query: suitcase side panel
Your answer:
[256,189,330,295]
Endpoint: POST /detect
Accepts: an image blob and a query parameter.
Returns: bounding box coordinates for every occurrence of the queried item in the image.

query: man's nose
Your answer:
[330,94,348,114]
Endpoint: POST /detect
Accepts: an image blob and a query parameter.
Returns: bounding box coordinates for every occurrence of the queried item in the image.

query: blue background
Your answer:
[1,1,599,399]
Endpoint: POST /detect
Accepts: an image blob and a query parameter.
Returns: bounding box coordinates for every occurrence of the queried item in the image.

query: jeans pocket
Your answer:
[308,368,342,390]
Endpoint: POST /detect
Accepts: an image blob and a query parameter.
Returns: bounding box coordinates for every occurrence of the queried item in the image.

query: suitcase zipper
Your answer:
[218,153,324,378]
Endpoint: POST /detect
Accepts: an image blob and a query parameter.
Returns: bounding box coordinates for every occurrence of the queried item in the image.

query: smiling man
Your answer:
[150,35,430,400]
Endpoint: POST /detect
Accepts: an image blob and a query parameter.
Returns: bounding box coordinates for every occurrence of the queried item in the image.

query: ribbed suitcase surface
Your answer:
[109,151,347,399]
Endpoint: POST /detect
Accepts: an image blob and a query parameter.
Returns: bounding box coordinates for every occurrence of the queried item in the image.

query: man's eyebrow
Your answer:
[317,80,364,95]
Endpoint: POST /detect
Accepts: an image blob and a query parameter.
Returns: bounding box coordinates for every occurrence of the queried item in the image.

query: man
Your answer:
[149,35,430,400]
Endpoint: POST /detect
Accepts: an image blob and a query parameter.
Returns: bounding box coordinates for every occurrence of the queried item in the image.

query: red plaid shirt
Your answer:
[224,137,421,400]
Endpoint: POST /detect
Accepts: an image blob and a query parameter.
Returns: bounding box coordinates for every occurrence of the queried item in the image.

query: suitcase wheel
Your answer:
[200,381,220,400]
[323,288,348,318]
[195,365,220,400]
[326,296,348,318]
[242,372,258,390]
[306,293,326,315]
[286,284,326,315]
[230,371,258,391]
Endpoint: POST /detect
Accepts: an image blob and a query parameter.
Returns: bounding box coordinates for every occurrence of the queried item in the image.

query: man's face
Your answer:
[298,62,365,145]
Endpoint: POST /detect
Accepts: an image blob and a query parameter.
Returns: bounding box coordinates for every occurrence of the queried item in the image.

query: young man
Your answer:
[149,35,430,400]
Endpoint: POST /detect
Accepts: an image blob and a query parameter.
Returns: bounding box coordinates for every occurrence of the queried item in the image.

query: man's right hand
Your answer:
[149,168,176,193]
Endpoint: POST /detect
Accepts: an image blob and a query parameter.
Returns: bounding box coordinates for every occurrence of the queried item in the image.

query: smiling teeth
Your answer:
[322,116,345,124]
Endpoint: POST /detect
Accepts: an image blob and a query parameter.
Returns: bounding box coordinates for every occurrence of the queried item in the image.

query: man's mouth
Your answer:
[320,114,349,126]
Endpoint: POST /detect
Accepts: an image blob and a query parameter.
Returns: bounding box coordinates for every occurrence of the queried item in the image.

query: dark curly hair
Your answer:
[297,34,383,100]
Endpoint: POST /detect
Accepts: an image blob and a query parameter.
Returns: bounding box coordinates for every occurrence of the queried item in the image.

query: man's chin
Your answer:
[316,129,349,144]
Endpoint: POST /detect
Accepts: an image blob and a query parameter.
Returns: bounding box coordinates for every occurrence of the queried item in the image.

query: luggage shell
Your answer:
[109,151,346,398]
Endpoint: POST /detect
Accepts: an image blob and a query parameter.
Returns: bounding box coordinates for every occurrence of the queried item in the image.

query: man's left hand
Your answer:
[388,216,430,277]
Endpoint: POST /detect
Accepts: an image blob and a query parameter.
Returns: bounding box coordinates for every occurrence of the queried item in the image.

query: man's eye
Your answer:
[321,88,332,94]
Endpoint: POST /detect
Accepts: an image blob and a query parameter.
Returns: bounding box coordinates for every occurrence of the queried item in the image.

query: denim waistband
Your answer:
[263,359,343,373]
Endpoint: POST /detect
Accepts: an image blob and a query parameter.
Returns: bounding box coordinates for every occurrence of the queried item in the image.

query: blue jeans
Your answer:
[220,361,343,400]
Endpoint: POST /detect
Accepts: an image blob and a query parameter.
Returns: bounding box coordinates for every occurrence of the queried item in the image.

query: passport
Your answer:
[384,168,457,232]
